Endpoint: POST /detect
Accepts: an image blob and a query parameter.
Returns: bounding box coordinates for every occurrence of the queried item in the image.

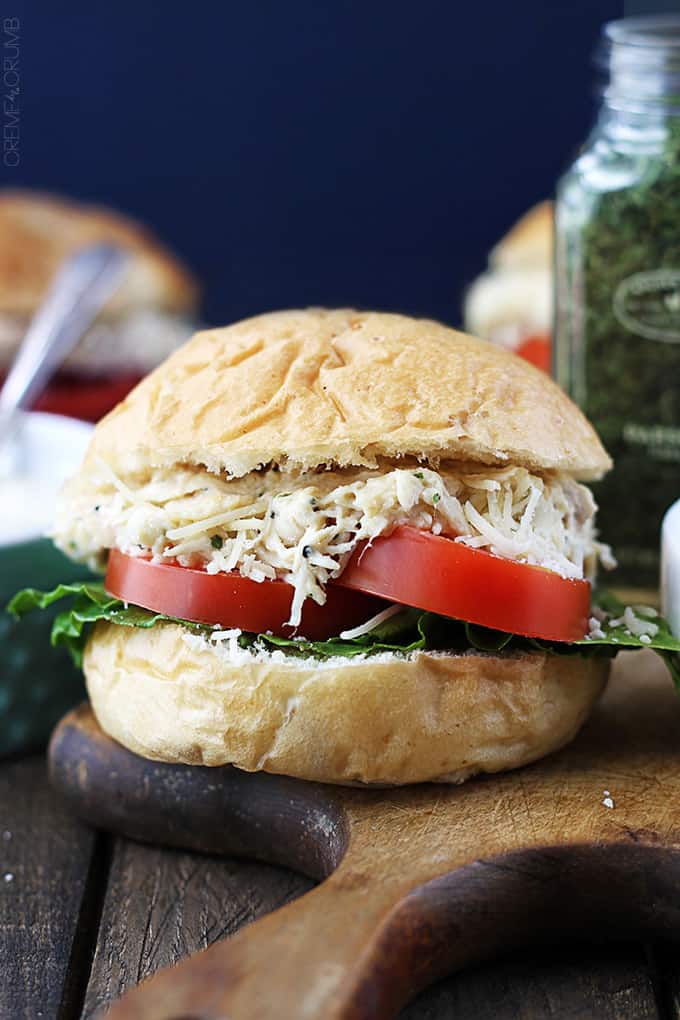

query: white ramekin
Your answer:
[661,499,680,638]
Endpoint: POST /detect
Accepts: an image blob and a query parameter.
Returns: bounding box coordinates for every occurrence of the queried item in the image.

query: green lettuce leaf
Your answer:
[7,582,203,667]
[577,591,680,689]
[8,581,680,687]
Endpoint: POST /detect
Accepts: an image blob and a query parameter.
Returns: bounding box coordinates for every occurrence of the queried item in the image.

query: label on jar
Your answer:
[623,422,680,464]
[613,269,680,343]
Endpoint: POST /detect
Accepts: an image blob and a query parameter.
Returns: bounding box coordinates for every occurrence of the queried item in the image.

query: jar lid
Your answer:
[599,15,680,111]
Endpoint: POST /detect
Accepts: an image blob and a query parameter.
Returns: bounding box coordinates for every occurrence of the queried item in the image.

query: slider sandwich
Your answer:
[464,201,553,371]
[12,310,680,785]
[0,190,198,420]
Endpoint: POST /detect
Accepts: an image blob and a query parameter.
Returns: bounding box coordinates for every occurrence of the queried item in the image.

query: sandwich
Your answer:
[11,309,680,786]
[0,190,199,420]
[464,201,553,371]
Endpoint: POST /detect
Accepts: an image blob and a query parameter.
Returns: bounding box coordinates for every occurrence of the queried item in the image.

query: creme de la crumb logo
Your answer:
[613,269,680,343]
[3,17,20,168]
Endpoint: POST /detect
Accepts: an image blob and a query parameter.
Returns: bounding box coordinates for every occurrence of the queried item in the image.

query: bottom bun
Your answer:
[83,622,609,786]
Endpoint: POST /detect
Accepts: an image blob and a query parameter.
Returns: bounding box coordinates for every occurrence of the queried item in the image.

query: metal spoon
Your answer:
[0,244,129,476]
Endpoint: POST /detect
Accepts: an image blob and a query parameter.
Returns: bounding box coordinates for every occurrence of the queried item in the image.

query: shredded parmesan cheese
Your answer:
[587,617,606,640]
[338,605,402,640]
[181,629,418,669]
[586,604,660,643]
[623,606,659,638]
[56,461,612,628]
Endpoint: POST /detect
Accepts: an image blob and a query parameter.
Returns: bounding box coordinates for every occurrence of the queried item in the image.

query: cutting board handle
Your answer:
[104,861,420,1019]
[102,839,680,1020]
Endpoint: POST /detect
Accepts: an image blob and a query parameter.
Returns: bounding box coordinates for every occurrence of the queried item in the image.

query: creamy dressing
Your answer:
[0,474,64,544]
[0,412,93,546]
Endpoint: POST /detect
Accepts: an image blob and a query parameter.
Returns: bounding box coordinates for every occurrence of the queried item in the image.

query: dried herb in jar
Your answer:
[555,16,680,593]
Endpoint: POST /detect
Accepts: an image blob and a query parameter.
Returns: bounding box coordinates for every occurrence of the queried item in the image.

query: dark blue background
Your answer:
[10,1,625,327]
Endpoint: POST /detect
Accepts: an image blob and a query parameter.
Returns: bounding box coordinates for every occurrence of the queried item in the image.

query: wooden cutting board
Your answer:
[48,650,680,1020]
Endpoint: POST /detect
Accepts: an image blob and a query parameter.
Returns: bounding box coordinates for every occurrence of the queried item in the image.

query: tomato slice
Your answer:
[106,526,590,645]
[105,550,385,641]
[516,333,551,373]
[336,526,590,642]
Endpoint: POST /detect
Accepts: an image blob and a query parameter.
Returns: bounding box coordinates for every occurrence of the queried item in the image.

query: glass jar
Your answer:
[555,16,680,598]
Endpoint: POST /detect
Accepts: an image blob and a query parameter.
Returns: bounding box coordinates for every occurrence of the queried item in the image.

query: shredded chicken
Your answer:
[55,460,612,627]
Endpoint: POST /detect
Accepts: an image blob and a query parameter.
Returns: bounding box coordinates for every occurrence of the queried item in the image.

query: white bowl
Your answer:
[0,411,93,547]
[661,499,680,639]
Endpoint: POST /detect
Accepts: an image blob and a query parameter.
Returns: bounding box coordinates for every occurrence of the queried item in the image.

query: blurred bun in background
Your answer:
[0,190,200,421]
[464,201,552,373]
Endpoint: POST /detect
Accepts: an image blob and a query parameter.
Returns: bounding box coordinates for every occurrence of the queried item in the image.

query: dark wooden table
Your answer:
[1,753,680,1020]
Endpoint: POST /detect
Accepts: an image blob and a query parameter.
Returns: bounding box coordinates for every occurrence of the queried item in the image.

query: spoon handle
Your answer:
[0,243,128,429]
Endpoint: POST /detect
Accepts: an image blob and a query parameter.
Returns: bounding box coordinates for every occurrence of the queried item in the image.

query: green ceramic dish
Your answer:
[1,412,94,756]
[0,539,93,756]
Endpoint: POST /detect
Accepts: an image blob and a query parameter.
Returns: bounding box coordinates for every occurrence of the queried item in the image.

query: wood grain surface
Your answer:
[401,944,662,1020]
[81,843,312,1019]
[46,650,680,1020]
[0,756,98,1020]
[0,758,677,1018]
[80,847,663,1020]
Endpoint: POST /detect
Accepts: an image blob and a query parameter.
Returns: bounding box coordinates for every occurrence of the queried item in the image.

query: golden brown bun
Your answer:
[84,621,609,786]
[491,200,553,271]
[0,190,198,317]
[85,308,611,481]
[464,202,553,340]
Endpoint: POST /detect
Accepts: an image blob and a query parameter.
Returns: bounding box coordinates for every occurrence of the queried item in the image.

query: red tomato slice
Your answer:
[105,550,386,641]
[336,526,590,642]
[517,333,552,373]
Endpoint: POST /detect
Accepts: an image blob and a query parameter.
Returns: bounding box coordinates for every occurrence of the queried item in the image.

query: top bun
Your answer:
[84,308,610,481]
[0,190,198,317]
[490,200,553,271]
